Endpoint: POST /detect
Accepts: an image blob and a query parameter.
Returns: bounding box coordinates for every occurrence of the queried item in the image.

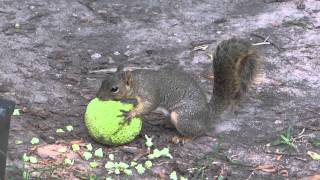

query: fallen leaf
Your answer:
[72,144,80,151]
[56,128,65,133]
[307,151,320,160]
[89,162,98,168]
[130,161,137,167]
[30,137,40,145]
[255,164,277,173]
[29,156,37,164]
[70,140,84,144]
[304,174,320,180]
[83,152,92,160]
[94,148,104,158]
[15,140,23,145]
[37,144,64,159]
[114,168,121,175]
[105,161,114,169]
[22,153,29,162]
[86,143,93,151]
[135,164,146,175]
[108,154,114,161]
[280,169,289,177]
[66,125,74,132]
[144,160,152,169]
[169,171,178,180]
[123,169,133,176]
[13,109,20,116]
[64,158,74,166]
[145,134,153,148]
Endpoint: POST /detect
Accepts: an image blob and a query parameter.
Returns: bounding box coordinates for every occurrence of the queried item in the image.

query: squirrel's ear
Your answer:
[116,65,124,72]
[122,71,133,86]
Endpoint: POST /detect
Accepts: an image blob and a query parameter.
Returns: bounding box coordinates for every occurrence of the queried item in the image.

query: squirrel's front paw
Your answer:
[118,110,136,124]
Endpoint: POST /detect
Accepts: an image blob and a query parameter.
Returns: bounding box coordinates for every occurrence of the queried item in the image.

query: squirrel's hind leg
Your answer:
[169,108,208,138]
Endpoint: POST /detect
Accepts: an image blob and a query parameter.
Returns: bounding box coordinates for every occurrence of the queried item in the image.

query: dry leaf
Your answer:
[37,144,65,159]
[280,169,289,177]
[276,154,282,161]
[255,164,277,173]
[306,174,320,180]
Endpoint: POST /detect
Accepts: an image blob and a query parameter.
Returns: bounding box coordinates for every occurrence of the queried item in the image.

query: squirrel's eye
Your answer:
[110,86,119,93]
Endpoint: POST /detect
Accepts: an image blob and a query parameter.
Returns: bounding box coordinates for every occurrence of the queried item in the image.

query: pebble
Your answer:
[91,53,102,60]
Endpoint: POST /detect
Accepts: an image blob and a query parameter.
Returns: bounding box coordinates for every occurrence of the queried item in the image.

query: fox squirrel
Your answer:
[96,38,260,137]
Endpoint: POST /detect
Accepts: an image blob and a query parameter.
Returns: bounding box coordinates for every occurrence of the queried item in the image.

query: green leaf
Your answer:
[180,176,188,180]
[22,153,29,162]
[22,170,30,179]
[148,147,173,159]
[280,135,290,143]
[30,137,40,145]
[66,125,74,132]
[114,168,121,175]
[130,161,137,167]
[29,156,38,164]
[83,152,93,160]
[94,148,104,158]
[108,154,114,161]
[71,144,80,151]
[161,147,173,159]
[307,151,320,160]
[13,109,20,116]
[123,169,133,176]
[15,140,23,145]
[217,175,223,180]
[145,134,153,148]
[64,158,74,166]
[105,178,113,180]
[169,171,178,180]
[135,164,146,175]
[286,127,292,139]
[86,143,93,151]
[117,162,129,169]
[105,161,114,169]
[144,160,152,169]
[56,128,65,133]
[89,162,98,168]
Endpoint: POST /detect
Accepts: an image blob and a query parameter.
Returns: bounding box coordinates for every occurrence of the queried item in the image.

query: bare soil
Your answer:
[1,0,320,179]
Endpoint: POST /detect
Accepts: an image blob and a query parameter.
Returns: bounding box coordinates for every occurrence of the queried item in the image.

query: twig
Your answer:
[295,157,308,162]
[264,150,304,157]
[295,125,320,131]
[250,33,283,52]
[252,42,271,46]
[89,66,157,74]
[246,170,255,180]
[298,128,305,136]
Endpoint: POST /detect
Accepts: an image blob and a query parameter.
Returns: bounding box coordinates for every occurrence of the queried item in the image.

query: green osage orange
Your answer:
[85,98,142,145]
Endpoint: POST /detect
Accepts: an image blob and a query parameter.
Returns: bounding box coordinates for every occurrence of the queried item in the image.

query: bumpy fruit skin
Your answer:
[85,98,142,145]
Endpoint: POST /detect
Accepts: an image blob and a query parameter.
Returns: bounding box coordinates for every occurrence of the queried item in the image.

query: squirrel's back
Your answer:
[132,68,208,109]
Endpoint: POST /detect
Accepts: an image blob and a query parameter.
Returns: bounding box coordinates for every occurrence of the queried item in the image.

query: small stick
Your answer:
[250,33,283,52]
[264,150,304,156]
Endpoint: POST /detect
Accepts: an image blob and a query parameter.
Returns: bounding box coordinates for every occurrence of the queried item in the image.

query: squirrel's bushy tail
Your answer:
[209,38,260,117]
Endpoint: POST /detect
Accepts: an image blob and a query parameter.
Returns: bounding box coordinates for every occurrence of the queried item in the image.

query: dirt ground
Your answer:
[1,0,320,179]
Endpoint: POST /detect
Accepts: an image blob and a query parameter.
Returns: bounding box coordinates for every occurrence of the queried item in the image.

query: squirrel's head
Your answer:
[96,65,134,101]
